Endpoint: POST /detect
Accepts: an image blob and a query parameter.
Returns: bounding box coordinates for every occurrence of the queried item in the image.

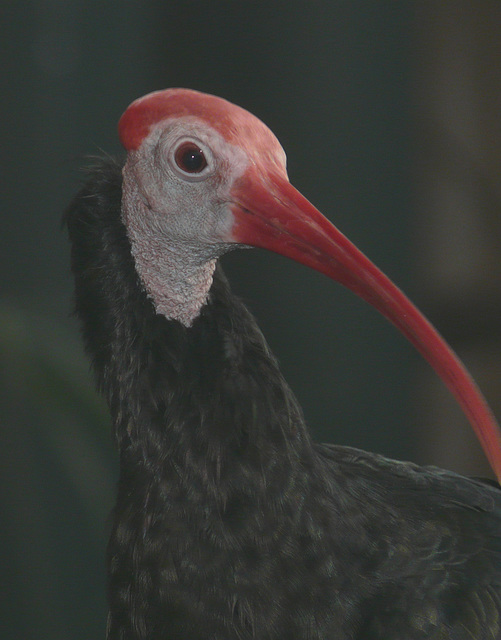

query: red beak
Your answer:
[231,167,501,481]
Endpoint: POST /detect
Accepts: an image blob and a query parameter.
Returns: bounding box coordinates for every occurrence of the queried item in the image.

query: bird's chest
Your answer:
[107,474,357,639]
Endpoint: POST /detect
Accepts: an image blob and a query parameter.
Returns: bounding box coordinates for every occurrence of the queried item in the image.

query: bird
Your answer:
[65,88,501,640]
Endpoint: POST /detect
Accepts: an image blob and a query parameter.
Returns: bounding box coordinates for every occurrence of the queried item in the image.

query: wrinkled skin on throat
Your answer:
[120,118,254,326]
[121,167,220,326]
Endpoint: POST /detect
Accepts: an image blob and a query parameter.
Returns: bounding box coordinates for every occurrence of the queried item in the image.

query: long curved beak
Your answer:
[230,167,501,481]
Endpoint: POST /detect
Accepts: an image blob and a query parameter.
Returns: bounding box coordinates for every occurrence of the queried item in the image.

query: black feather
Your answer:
[65,158,501,639]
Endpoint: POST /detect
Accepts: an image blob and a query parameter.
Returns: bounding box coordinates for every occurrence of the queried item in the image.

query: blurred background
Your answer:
[1,2,500,638]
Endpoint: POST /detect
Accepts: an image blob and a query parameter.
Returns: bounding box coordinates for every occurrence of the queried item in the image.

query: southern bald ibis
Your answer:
[65,89,501,639]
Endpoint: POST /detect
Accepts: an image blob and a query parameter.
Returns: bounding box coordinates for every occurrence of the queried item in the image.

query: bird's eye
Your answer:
[174,142,208,174]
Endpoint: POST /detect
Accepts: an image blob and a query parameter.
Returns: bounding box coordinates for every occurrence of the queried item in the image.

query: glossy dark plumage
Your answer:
[65,159,501,639]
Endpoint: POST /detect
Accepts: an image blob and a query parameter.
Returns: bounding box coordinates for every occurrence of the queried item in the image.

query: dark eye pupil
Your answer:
[175,142,207,173]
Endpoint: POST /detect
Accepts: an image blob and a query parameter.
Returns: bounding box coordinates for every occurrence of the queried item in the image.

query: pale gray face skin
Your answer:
[121,117,257,326]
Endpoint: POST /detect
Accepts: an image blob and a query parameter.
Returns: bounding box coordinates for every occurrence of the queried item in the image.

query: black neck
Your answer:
[65,158,320,639]
[65,159,314,500]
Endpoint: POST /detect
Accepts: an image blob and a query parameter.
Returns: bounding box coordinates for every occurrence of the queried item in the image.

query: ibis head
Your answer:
[118,88,501,480]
